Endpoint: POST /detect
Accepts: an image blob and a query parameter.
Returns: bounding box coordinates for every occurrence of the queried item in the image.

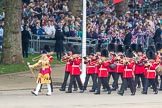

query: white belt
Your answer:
[88,66,95,67]
[117,64,123,66]
[125,69,132,71]
[67,62,70,64]
[147,70,155,72]
[72,65,80,67]
[99,68,107,70]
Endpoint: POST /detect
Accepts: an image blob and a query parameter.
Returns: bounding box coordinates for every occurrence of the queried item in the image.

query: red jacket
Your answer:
[84,59,95,74]
[108,56,117,72]
[134,55,146,74]
[70,57,82,75]
[116,58,124,73]
[145,62,157,79]
[123,61,134,78]
[98,61,109,77]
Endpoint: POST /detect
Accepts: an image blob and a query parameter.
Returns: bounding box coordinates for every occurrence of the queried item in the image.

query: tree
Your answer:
[114,0,128,17]
[1,0,23,64]
[68,0,82,16]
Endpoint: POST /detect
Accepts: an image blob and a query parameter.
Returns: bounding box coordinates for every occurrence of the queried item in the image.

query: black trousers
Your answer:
[22,43,28,58]
[135,74,145,88]
[84,74,94,90]
[108,72,118,89]
[144,78,157,92]
[56,51,62,60]
[97,77,111,93]
[116,73,123,89]
[61,72,77,90]
[120,78,136,94]
[68,75,83,92]
[155,75,159,87]
[159,75,162,89]
[92,73,98,90]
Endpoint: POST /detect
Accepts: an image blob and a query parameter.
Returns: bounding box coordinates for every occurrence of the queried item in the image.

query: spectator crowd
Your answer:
[0,0,162,52]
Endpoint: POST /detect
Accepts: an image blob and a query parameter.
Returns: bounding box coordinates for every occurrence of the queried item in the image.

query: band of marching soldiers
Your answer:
[27,42,162,96]
[59,42,162,96]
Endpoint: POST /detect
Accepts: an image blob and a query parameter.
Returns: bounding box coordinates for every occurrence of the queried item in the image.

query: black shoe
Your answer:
[80,90,84,93]
[51,89,53,92]
[94,92,100,95]
[66,91,72,93]
[59,88,65,91]
[103,89,107,92]
[108,90,111,94]
[89,89,95,92]
[159,88,162,91]
[131,92,135,96]
[111,88,116,91]
[73,88,78,91]
[154,91,158,94]
[117,91,124,96]
[141,91,147,94]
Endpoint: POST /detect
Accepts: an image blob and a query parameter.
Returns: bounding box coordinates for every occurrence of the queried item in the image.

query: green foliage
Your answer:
[0,53,64,75]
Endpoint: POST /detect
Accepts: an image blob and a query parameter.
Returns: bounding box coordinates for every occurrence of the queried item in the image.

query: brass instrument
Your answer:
[123,57,129,65]
[32,55,42,62]
[61,53,70,61]
[32,52,54,62]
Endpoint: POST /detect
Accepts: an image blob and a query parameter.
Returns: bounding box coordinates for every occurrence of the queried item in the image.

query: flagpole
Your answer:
[80,0,86,83]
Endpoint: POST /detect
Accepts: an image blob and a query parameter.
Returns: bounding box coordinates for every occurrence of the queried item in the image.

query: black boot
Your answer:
[154,90,158,94]
[66,91,72,93]
[89,89,95,92]
[108,90,111,94]
[141,91,147,94]
[94,91,100,95]
[59,88,65,91]
[131,92,135,96]
[117,91,124,96]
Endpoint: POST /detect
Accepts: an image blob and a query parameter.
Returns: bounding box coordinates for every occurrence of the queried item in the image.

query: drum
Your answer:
[155,65,162,76]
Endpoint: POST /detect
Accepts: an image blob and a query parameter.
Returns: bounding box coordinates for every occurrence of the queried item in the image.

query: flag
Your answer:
[113,0,124,4]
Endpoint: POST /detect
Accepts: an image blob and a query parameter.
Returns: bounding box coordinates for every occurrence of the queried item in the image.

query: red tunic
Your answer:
[84,59,95,74]
[71,57,82,75]
[62,58,72,73]
[145,62,157,79]
[134,64,145,74]
[116,59,124,73]
[123,61,134,78]
[108,57,117,72]
[98,61,109,77]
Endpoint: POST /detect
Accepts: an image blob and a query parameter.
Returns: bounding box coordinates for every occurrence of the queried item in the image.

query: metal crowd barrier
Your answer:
[29,34,98,54]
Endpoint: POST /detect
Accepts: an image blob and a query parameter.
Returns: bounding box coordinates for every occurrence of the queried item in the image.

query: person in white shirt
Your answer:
[44,21,56,38]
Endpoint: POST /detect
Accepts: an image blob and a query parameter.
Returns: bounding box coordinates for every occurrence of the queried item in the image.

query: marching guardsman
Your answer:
[66,54,84,93]
[29,51,52,96]
[94,57,111,94]
[59,51,78,91]
[118,49,136,96]
[107,43,117,90]
[133,44,146,89]
[83,53,96,91]
[115,44,125,90]
[91,52,101,92]
[130,43,141,88]
[142,49,158,94]
[155,43,162,90]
